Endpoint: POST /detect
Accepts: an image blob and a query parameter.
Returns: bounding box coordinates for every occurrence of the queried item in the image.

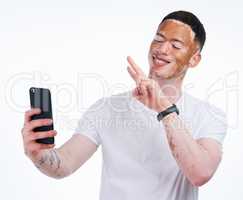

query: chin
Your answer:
[149,68,171,80]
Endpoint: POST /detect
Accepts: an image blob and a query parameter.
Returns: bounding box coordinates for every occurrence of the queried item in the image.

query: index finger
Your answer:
[24,108,41,124]
[127,56,147,79]
[127,65,140,84]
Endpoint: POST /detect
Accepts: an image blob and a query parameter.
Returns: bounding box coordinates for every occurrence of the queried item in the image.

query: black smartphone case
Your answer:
[29,87,54,144]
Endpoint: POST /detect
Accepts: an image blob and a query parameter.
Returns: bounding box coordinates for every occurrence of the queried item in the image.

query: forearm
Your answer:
[162,113,216,186]
[31,148,72,179]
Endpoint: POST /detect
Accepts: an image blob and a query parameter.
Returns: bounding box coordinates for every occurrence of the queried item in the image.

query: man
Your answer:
[22,11,227,200]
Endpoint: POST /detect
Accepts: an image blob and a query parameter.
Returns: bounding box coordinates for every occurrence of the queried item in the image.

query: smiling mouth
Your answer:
[152,55,171,67]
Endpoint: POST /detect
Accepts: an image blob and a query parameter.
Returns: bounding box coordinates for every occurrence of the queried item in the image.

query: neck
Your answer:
[151,75,183,104]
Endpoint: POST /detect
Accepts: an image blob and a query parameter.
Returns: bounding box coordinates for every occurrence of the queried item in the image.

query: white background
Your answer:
[0,0,242,199]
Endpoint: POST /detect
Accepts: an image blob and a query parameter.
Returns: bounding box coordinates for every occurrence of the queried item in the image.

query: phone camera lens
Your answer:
[31,88,35,93]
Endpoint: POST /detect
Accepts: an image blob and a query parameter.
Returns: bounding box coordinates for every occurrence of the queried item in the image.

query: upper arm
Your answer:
[57,133,98,175]
[196,137,223,172]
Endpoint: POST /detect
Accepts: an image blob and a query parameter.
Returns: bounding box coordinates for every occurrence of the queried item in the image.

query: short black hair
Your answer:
[161,10,206,51]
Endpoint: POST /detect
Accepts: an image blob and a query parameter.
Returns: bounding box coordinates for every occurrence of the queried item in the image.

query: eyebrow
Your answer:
[156,32,185,45]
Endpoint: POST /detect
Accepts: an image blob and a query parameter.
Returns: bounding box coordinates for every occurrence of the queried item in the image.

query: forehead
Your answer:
[157,19,195,45]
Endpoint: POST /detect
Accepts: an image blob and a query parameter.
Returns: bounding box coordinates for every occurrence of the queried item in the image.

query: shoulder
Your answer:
[183,92,226,117]
[182,92,227,129]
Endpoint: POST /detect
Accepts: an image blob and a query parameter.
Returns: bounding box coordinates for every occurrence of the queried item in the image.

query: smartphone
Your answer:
[29,87,54,144]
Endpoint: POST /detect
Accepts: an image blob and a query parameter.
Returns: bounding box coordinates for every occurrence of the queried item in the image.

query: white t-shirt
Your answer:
[75,91,227,200]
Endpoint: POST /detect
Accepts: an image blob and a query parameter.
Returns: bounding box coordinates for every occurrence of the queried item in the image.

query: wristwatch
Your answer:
[157,104,179,121]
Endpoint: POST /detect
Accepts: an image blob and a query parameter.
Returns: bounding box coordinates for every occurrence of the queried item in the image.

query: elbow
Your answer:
[52,172,71,180]
[53,176,66,180]
[46,173,68,180]
[52,174,67,180]
[189,170,213,187]
[50,168,73,180]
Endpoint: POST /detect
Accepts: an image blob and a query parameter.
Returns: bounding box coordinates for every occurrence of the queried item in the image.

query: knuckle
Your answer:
[24,111,29,117]
[23,122,29,128]
[25,132,33,141]
[29,132,37,140]
[24,123,31,130]
[22,128,30,137]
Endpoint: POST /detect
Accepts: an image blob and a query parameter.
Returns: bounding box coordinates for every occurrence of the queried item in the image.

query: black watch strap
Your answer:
[157,104,179,121]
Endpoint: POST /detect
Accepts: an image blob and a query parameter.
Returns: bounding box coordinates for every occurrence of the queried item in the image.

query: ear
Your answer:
[188,50,201,68]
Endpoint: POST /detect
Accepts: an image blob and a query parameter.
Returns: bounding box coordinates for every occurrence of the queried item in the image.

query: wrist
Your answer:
[155,99,173,113]
[156,103,179,122]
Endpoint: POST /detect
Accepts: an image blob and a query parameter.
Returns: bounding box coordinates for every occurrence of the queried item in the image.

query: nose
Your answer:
[159,41,171,55]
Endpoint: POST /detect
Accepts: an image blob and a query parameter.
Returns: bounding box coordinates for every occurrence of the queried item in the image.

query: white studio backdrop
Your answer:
[0,0,242,199]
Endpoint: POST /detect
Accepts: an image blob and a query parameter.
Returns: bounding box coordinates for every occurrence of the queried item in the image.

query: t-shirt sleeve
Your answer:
[196,103,228,144]
[74,98,105,146]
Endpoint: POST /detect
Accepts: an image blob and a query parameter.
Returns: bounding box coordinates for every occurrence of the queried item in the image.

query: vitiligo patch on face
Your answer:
[162,19,195,43]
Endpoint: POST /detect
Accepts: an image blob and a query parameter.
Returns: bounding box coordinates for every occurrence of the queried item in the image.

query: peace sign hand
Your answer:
[127,56,171,112]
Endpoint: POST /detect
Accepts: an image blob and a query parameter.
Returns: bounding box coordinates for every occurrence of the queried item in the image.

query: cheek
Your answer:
[148,43,158,62]
[174,52,191,67]
[148,45,153,59]
[149,42,160,53]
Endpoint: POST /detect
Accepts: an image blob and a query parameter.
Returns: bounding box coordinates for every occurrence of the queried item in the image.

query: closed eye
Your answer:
[172,42,183,50]
[172,44,182,49]
[153,34,165,43]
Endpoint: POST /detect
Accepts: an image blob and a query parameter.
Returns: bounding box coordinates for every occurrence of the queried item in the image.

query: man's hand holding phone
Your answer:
[21,108,57,160]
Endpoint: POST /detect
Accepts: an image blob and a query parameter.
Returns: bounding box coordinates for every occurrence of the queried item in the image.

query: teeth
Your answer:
[153,55,170,66]
[155,58,167,65]
[153,55,169,63]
